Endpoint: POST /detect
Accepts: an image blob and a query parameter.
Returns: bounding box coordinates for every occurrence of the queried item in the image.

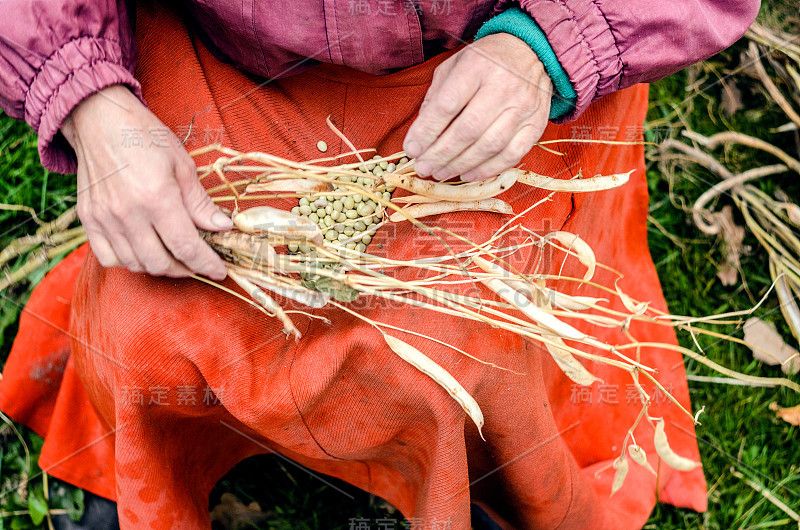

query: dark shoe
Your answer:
[50,485,120,530]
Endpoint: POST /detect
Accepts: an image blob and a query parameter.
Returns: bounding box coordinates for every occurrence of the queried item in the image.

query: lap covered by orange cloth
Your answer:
[0,1,707,528]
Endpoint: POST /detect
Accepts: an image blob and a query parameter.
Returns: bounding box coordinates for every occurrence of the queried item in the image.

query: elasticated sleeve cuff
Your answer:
[24,37,143,174]
[475,7,577,121]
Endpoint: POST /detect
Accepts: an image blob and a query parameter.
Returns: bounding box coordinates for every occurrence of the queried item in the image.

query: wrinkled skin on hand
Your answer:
[404,33,553,182]
[61,85,231,280]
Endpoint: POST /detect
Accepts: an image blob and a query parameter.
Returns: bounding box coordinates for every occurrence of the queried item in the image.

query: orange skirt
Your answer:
[0,1,706,528]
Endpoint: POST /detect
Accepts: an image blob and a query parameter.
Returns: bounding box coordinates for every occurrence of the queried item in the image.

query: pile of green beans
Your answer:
[288,155,407,253]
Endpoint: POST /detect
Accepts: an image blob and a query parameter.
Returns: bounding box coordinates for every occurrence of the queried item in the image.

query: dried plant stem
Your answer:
[692,165,788,234]
[0,234,87,292]
[684,130,800,175]
[0,207,80,268]
[746,22,800,64]
[0,203,42,224]
[686,375,778,387]
[730,469,800,523]
[748,41,800,128]
[620,342,800,393]
[660,139,734,180]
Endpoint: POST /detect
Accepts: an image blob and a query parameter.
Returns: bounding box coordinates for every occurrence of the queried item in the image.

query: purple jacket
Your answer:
[0,0,759,174]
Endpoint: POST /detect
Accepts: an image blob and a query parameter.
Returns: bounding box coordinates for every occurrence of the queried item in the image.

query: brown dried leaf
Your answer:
[721,80,744,117]
[209,493,270,530]
[711,206,745,286]
[770,402,800,426]
[743,317,800,374]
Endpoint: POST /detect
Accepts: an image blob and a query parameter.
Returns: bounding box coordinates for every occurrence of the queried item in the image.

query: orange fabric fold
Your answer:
[0,1,706,528]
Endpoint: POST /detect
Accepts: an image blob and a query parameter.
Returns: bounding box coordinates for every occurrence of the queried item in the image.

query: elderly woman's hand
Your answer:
[60,85,230,280]
[403,33,553,182]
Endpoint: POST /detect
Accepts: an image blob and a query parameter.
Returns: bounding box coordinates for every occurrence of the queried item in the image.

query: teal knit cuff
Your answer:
[475,7,577,120]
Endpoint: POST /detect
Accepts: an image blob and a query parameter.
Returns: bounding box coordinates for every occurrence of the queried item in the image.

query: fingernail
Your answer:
[433,167,453,181]
[461,171,477,182]
[212,211,233,229]
[415,160,432,176]
[405,141,421,158]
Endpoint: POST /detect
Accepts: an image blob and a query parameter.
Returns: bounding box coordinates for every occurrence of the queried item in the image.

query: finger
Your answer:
[415,56,456,120]
[106,232,144,273]
[86,231,120,268]
[436,109,526,181]
[173,160,233,231]
[403,61,480,170]
[127,224,191,278]
[421,57,454,101]
[460,123,543,182]
[415,87,511,180]
[151,189,228,280]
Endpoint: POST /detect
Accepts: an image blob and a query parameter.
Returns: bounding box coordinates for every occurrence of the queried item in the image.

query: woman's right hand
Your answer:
[61,84,230,280]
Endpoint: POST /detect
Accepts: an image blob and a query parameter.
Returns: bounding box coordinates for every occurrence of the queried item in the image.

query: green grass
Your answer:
[0,118,83,529]
[2,16,800,528]
[641,27,800,527]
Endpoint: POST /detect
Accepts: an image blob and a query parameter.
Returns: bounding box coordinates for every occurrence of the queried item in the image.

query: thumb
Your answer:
[176,162,233,231]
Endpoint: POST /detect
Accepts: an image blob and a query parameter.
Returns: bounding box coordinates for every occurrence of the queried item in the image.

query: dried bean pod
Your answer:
[653,419,700,471]
[511,168,633,192]
[383,170,517,202]
[389,199,513,222]
[611,456,629,496]
[628,444,656,475]
[543,231,596,282]
[544,336,601,386]
[234,205,323,245]
[383,334,485,440]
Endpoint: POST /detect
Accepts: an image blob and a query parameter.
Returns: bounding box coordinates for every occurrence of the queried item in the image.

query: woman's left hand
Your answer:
[403,33,553,182]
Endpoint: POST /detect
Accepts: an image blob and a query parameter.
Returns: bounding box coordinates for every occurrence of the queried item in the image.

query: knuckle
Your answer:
[138,179,171,199]
[432,92,461,115]
[452,121,481,145]
[122,260,142,273]
[145,257,171,276]
[76,200,92,223]
[504,104,533,122]
[460,109,484,126]
[480,134,509,156]
[169,239,200,262]
[428,141,457,161]
[432,65,447,83]
[91,203,115,226]
[108,202,133,224]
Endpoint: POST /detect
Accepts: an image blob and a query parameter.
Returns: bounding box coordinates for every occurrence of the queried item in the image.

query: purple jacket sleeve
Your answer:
[0,0,142,173]
[504,0,760,122]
